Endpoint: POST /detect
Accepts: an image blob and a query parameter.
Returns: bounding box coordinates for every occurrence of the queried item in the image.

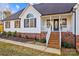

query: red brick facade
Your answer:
[76,35,79,49]
[12,31,79,50]
[16,32,47,39]
[61,32,75,46]
[16,32,76,47]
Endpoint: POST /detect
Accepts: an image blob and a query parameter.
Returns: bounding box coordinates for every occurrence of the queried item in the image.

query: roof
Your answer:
[3,3,76,20]
[33,3,76,15]
[3,8,25,20]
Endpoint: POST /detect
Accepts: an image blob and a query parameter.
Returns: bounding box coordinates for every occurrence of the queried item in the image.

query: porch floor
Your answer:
[0,38,61,55]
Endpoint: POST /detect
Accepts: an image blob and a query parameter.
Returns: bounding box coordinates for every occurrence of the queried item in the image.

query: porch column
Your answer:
[50,16,52,29]
[59,16,62,49]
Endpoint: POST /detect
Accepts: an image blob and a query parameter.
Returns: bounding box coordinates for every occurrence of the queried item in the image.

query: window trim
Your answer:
[5,21,10,28]
[62,18,67,27]
[46,19,51,28]
[14,20,20,28]
[24,14,36,28]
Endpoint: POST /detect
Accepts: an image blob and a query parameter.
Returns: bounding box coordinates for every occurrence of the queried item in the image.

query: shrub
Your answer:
[63,42,73,48]
[63,42,68,48]
[12,31,17,37]
[35,38,39,42]
[39,38,46,43]
[2,31,6,35]
[6,31,12,37]
[35,38,46,43]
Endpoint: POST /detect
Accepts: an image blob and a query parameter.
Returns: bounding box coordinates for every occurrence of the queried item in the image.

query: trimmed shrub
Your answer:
[39,38,46,43]
[2,31,6,35]
[35,38,46,43]
[6,31,12,37]
[35,38,39,42]
[12,31,17,37]
[63,42,73,48]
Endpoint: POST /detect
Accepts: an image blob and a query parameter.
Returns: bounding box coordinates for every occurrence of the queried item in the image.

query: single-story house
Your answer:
[2,3,79,49]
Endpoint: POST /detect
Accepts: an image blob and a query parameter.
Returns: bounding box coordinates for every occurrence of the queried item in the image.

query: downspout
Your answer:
[73,8,76,49]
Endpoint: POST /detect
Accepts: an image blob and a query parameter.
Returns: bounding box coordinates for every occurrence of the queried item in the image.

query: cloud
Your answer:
[16,4,20,9]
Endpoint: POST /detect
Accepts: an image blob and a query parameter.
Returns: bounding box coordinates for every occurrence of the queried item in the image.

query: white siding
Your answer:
[41,14,72,32]
[76,6,79,35]
[4,5,41,33]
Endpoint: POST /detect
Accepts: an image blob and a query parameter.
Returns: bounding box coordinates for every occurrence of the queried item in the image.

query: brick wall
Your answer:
[16,32,76,48]
[76,35,79,51]
[61,32,75,46]
[16,32,47,40]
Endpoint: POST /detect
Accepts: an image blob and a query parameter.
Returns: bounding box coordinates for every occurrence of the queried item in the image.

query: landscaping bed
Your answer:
[0,31,46,46]
[61,48,78,56]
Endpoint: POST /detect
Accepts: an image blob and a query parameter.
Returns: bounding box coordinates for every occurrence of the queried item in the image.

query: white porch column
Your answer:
[50,16,52,29]
[59,16,61,49]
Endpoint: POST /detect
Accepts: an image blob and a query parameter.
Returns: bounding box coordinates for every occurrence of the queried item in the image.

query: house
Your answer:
[2,3,79,49]
[0,9,11,33]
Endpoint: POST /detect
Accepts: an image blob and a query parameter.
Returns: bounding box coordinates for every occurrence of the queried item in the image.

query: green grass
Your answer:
[1,41,79,56]
[0,41,58,56]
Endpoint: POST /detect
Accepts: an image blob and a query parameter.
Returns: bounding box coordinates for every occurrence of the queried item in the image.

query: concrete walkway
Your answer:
[0,38,61,55]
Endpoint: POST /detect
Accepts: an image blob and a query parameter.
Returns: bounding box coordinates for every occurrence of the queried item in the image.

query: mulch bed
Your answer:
[0,34,46,46]
[61,48,77,56]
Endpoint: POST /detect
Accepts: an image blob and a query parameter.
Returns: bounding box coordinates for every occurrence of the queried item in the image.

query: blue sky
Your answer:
[0,3,29,13]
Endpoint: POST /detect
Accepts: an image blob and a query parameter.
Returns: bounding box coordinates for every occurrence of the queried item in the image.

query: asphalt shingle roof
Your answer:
[3,3,76,20]
[33,3,76,15]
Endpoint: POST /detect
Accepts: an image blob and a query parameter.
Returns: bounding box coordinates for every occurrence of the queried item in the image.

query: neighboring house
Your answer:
[3,3,79,49]
[0,9,11,33]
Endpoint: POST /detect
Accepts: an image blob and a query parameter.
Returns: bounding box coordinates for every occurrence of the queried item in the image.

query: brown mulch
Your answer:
[61,48,78,56]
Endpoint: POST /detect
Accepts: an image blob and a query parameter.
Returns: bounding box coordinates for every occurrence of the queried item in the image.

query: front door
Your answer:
[53,19,59,31]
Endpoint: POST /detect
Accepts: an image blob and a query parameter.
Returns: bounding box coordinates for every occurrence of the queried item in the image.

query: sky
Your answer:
[0,3,29,13]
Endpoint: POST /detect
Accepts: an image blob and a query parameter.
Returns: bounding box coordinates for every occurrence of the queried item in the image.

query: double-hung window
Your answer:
[15,20,20,28]
[5,21,10,28]
[62,18,67,27]
[24,13,36,28]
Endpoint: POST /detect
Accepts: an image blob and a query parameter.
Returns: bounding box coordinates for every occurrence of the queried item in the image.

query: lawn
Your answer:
[0,41,79,56]
[0,41,58,56]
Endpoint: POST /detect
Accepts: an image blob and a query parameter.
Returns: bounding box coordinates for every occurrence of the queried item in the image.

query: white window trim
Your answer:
[24,17,36,28]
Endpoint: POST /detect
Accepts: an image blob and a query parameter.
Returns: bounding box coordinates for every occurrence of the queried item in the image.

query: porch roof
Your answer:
[3,3,76,21]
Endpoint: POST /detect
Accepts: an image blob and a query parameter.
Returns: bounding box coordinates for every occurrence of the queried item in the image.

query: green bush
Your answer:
[39,38,46,43]
[35,38,39,42]
[2,31,6,35]
[12,31,17,37]
[63,42,73,48]
[6,31,12,37]
[35,38,46,43]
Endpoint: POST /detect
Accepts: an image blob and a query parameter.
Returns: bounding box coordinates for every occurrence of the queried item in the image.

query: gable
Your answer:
[19,4,41,18]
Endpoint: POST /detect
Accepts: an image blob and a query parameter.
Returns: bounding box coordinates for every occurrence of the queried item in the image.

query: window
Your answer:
[30,18,36,27]
[5,21,10,28]
[24,13,36,28]
[62,18,67,27]
[46,19,51,28]
[26,13,34,18]
[24,19,29,27]
[15,20,20,28]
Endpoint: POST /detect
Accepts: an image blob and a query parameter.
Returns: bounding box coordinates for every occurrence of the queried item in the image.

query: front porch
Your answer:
[41,13,72,32]
[41,13,74,49]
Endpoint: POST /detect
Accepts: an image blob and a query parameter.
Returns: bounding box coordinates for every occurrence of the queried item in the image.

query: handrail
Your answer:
[46,26,52,47]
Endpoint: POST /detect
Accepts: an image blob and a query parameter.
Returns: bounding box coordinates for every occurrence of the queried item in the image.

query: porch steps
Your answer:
[48,32,60,49]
